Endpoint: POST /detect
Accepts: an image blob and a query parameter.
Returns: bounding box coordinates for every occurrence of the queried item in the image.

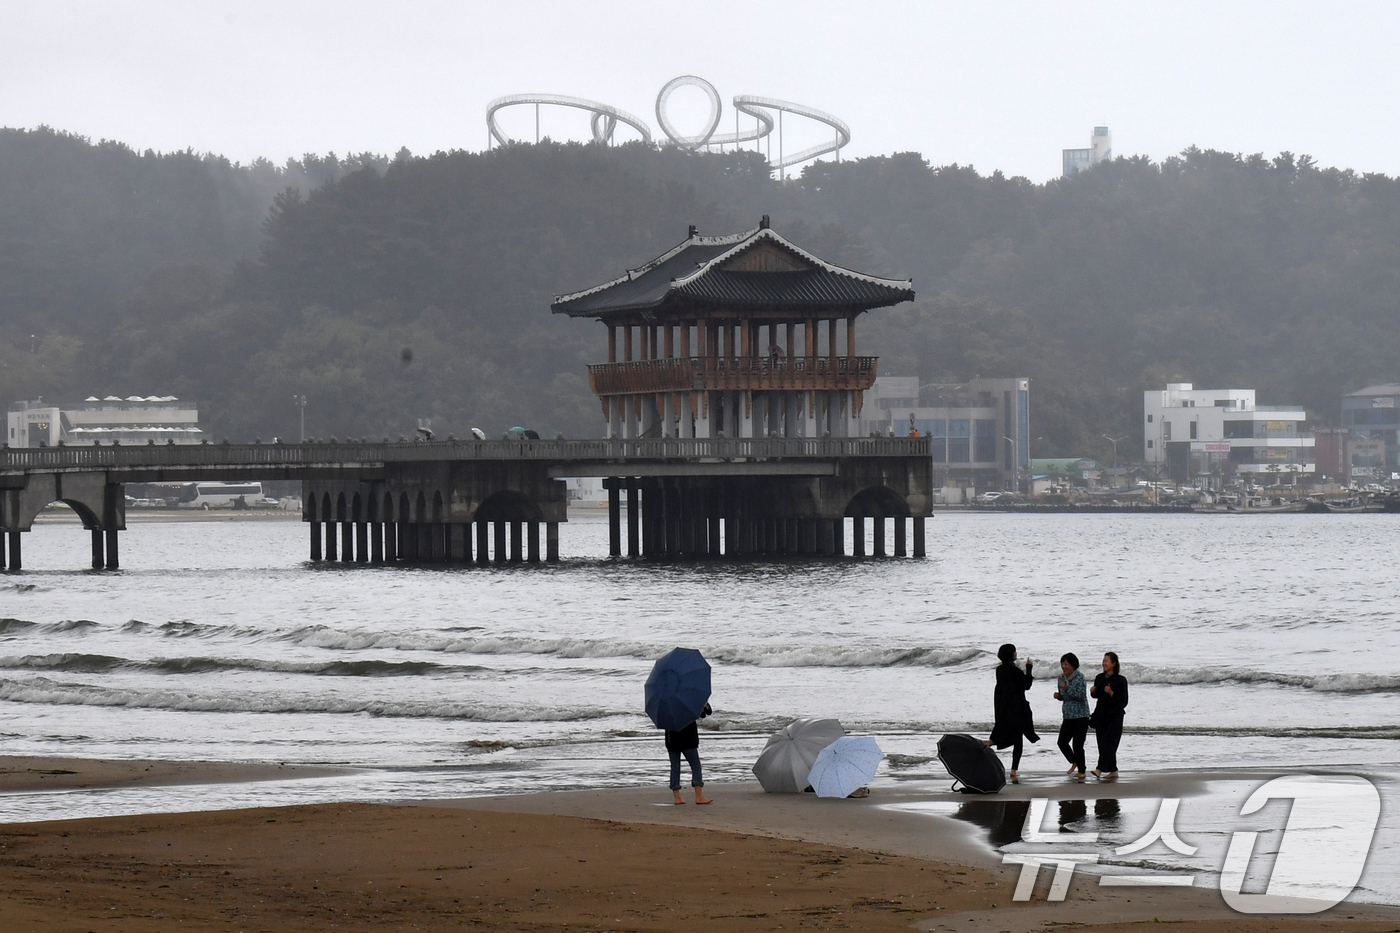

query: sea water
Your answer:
[0,511,1397,897]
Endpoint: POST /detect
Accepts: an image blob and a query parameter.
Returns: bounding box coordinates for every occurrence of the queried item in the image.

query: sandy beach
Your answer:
[1,758,1396,932]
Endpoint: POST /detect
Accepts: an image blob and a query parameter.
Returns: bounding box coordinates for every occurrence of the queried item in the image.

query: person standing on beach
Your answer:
[1089,651,1129,780]
[1053,652,1090,781]
[986,643,1038,783]
[665,702,713,805]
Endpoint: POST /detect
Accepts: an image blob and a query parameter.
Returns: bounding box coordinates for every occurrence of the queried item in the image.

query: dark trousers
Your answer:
[668,747,703,790]
[1058,717,1090,773]
[1095,716,1124,773]
[1007,735,1023,771]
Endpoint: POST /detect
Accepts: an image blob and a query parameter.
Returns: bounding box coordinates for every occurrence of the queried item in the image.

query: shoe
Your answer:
[1009,771,1019,784]
[847,786,870,798]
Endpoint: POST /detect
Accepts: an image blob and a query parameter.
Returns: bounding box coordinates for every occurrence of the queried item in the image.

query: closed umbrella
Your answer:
[644,648,711,730]
[807,735,883,798]
[936,733,1006,794]
[751,719,846,793]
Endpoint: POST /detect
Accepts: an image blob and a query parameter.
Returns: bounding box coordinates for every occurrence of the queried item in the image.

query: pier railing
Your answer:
[1,436,930,473]
[587,356,878,395]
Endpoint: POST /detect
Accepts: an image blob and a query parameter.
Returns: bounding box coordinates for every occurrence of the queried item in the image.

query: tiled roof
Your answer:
[552,224,913,318]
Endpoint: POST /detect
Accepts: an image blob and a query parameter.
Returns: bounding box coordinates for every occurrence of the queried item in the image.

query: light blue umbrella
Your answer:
[807,735,883,798]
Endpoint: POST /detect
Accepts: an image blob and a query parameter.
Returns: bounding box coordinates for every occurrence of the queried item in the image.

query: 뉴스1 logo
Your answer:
[1003,774,1381,914]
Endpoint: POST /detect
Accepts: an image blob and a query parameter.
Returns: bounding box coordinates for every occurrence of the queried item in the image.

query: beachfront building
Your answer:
[553,218,914,439]
[862,375,1031,492]
[1144,383,1314,486]
[6,396,203,447]
[1341,383,1400,484]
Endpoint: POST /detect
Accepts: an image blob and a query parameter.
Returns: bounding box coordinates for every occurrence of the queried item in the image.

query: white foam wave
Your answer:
[1129,665,1400,693]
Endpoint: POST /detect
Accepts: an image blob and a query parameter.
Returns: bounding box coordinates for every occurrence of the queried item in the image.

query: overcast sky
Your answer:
[3,1,1397,182]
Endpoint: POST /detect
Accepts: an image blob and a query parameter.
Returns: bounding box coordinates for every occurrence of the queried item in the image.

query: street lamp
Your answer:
[1102,434,1129,469]
[293,394,307,443]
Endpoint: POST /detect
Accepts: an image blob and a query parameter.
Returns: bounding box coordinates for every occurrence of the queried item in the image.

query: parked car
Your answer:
[975,491,1007,504]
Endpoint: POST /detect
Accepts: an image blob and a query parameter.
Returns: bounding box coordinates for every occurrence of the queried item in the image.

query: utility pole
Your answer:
[293,394,307,442]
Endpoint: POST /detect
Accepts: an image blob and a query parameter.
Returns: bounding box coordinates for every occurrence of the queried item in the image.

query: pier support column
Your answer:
[341,522,353,563]
[546,522,560,562]
[476,521,490,566]
[325,522,338,561]
[104,529,119,570]
[448,524,464,562]
[626,481,639,558]
[608,480,621,557]
[310,522,322,561]
[894,515,907,557]
[356,522,369,563]
[527,522,540,563]
[91,528,104,569]
[370,523,384,563]
[913,516,926,558]
[833,518,845,556]
[426,524,444,562]
[6,532,19,570]
[384,522,397,562]
[510,522,523,563]
[708,493,722,558]
[852,515,866,557]
[493,521,507,564]
[400,522,416,561]
[872,514,887,557]
[817,518,833,555]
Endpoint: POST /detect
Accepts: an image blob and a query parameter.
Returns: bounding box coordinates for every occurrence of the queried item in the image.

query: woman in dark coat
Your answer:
[1090,651,1129,780]
[664,702,713,805]
[985,643,1039,783]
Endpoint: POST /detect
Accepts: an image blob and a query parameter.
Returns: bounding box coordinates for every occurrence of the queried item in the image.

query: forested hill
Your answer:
[3,127,1399,460]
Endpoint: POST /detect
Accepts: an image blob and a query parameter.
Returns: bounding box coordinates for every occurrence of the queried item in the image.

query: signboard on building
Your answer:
[1373,397,1395,408]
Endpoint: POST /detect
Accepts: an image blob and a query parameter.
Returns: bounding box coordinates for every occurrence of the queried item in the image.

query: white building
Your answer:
[1144,383,1314,484]
[7,396,203,447]
[1062,126,1112,176]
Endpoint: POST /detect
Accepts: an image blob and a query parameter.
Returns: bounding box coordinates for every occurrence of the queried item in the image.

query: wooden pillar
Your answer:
[872,513,887,557]
[805,319,815,358]
[786,321,795,360]
[852,515,865,557]
[847,316,856,357]
[608,324,617,363]
[680,322,691,358]
[325,521,338,561]
[894,515,907,557]
[104,529,119,570]
[527,522,541,563]
[623,326,633,361]
[356,522,369,563]
[493,521,507,564]
[828,319,838,359]
[340,522,353,563]
[546,522,560,562]
[626,481,639,558]
[913,516,926,558]
[664,325,674,359]
[6,532,19,570]
[91,528,104,569]
[608,480,621,557]
[310,521,322,561]
[476,520,490,566]
[371,523,384,563]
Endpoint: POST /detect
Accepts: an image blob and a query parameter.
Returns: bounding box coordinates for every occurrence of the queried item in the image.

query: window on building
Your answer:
[1189,422,1198,440]
[918,420,947,462]
[1223,420,1254,439]
[1146,414,1153,423]
[1147,440,1154,449]
[948,419,970,463]
[973,419,997,462]
[1162,422,1172,441]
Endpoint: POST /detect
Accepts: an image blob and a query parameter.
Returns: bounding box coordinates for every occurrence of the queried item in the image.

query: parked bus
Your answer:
[176,482,272,510]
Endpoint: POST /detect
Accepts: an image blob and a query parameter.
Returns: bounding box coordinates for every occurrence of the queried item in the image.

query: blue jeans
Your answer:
[668,747,703,790]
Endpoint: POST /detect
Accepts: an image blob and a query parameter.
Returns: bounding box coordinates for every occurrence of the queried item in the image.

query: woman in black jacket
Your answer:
[1089,651,1129,780]
[985,643,1039,783]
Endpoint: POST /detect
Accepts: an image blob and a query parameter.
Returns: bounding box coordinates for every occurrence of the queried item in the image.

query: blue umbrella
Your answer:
[644,648,711,730]
[807,735,883,798]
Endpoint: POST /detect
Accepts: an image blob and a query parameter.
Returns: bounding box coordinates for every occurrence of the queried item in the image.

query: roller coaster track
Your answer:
[486,93,652,146]
[485,78,849,172]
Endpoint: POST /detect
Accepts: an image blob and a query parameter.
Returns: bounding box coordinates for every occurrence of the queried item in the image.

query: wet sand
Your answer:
[0,757,1396,932]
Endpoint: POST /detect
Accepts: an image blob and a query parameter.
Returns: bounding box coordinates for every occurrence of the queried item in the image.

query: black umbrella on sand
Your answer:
[937,733,1007,794]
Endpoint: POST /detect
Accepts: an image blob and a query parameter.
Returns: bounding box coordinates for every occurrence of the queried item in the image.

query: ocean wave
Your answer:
[0,653,126,673]
[0,619,37,634]
[0,676,612,722]
[1129,665,1400,693]
[0,653,470,678]
[280,626,985,669]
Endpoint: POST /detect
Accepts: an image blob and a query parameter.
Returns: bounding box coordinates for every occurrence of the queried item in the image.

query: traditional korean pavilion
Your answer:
[552,217,914,439]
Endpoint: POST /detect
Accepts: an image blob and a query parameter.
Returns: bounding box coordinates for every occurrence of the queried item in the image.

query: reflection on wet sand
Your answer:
[951,797,1123,846]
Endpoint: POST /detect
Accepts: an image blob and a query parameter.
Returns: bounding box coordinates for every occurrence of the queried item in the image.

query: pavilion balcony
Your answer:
[587,356,878,396]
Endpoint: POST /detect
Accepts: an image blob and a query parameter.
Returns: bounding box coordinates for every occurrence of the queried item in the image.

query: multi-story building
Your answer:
[863,376,1030,492]
[6,396,202,447]
[1062,125,1112,176]
[1143,383,1314,486]
[1340,383,1400,483]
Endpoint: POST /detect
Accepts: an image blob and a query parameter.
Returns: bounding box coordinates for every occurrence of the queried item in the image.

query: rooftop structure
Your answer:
[554,218,914,440]
[1063,125,1112,176]
[7,396,202,448]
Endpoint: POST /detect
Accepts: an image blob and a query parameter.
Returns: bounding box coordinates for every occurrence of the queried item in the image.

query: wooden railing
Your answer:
[587,356,878,395]
[0,436,930,473]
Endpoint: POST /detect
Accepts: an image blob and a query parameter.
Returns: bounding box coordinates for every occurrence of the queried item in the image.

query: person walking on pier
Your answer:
[665,702,713,805]
[1053,652,1090,781]
[1089,651,1129,780]
[986,643,1038,784]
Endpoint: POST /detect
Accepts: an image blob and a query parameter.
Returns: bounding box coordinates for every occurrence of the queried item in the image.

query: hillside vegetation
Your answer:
[3,126,1397,461]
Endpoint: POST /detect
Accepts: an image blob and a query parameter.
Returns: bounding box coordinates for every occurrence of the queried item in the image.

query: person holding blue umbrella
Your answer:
[645,647,714,805]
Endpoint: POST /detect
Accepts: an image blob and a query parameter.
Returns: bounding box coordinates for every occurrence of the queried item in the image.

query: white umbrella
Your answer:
[751,719,846,793]
[807,735,883,798]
